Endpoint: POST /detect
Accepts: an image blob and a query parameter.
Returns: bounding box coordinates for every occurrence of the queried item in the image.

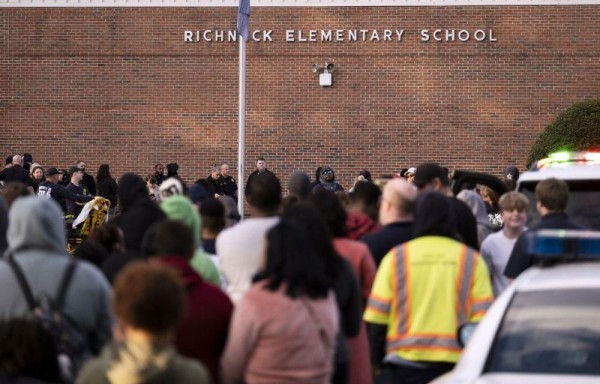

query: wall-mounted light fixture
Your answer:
[311,62,336,87]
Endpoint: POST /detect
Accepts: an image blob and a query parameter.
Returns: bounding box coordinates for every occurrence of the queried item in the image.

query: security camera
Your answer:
[312,64,323,73]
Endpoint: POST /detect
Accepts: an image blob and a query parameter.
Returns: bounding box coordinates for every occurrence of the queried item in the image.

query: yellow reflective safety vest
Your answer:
[364,236,493,364]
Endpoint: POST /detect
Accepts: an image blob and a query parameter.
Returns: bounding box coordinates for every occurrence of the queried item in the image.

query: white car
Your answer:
[431,230,600,384]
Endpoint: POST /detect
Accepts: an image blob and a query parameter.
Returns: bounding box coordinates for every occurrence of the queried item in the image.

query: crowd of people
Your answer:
[0,152,583,384]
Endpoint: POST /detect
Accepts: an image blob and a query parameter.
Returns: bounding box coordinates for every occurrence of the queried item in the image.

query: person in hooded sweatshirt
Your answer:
[0,197,112,372]
[110,173,166,253]
[166,163,181,181]
[312,167,344,193]
[76,261,211,384]
[160,195,222,287]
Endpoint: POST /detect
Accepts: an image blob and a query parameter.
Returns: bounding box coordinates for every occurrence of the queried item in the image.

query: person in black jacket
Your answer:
[0,155,34,193]
[504,178,581,279]
[77,160,97,196]
[96,164,119,214]
[361,178,416,266]
[109,173,166,253]
[166,163,181,180]
[218,164,238,198]
[205,165,222,197]
[245,157,276,197]
[153,163,167,186]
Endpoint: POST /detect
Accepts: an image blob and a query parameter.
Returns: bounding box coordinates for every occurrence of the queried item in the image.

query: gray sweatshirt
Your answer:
[0,196,112,358]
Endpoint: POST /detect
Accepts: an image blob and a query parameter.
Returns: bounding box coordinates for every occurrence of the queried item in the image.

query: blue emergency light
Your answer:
[526,230,600,263]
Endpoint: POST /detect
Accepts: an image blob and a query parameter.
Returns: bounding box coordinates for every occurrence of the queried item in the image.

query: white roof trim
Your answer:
[2,0,600,8]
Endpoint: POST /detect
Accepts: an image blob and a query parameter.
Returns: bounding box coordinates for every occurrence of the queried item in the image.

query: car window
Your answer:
[486,289,600,375]
[519,180,600,230]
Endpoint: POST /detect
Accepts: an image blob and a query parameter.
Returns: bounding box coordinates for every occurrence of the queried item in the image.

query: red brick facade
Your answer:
[1,5,599,189]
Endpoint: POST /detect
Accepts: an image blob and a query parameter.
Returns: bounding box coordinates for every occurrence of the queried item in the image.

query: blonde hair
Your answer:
[498,191,529,212]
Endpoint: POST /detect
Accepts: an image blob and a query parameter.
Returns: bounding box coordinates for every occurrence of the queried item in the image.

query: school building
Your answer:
[1,0,599,188]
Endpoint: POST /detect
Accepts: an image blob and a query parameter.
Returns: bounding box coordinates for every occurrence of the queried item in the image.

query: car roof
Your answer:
[519,164,600,183]
[515,262,600,291]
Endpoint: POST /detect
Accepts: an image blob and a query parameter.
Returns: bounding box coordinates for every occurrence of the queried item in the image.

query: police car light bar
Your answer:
[534,151,600,170]
[527,229,600,263]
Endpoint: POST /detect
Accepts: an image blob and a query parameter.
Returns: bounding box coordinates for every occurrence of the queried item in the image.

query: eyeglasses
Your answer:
[322,170,333,176]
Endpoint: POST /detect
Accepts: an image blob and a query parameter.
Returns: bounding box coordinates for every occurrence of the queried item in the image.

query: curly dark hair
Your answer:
[113,261,187,336]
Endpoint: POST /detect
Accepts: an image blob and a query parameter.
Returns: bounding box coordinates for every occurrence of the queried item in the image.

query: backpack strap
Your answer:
[56,261,78,310]
[7,257,77,311]
[7,257,37,311]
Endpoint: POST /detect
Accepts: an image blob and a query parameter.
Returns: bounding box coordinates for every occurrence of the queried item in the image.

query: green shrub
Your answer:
[527,99,600,166]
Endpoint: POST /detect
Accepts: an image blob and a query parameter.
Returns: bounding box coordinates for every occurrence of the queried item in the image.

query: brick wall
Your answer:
[1,6,600,191]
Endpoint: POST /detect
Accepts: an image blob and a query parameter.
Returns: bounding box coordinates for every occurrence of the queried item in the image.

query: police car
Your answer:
[517,151,600,230]
[430,230,600,384]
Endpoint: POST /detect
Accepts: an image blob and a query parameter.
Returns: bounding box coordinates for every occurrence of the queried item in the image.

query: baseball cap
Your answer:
[46,167,60,176]
[412,162,449,188]
[504,166,520,181]
[405,167,417,176]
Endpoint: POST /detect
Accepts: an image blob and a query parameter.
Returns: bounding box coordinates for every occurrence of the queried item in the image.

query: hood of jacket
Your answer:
[4,196,66,258]
[318,167,340,191]
[166,163,179,177]
[457,189,495,229]
[118,173,151,212]
[346,211,379,240]
[160,196,202,248]
[414,191,458,239]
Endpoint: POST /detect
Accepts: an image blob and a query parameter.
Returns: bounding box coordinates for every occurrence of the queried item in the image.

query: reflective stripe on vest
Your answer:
[472,299,492,314]
[388,336,462,351]
[367,295,391,315]
[394,244,409,335]
[457,247,476,325]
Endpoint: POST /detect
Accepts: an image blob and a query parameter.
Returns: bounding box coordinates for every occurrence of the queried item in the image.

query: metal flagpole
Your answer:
[236,0,249,220]
[238,39,246,220]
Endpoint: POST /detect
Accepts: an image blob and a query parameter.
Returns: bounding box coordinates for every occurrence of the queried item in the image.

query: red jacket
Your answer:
[157,255,234,383]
